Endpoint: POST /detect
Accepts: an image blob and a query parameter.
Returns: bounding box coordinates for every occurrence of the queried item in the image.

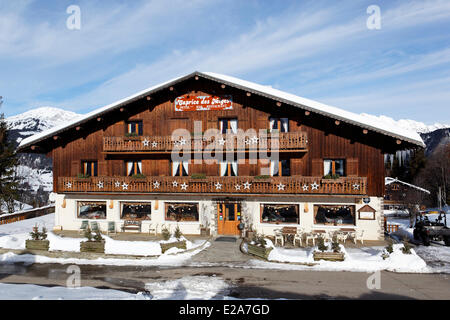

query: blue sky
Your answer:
[1,0,449,123]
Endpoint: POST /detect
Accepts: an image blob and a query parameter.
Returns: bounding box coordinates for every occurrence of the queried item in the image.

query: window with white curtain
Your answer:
[323,159,345,177]
[126,160,142,176]
[269,117,289,133]
[172,161,189,176]
[270,159,290,176]
[219,118,238,134]
[219,160,238,176]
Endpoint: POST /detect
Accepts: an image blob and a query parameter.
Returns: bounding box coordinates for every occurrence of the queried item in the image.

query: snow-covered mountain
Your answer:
[359,113,449,134]
[5,107,81,197]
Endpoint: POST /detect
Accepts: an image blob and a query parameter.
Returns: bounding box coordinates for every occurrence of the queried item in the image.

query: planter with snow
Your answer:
[247,243,273,260]
[313,251,345,261]
[25,240,50,251]
[80,241,105,253]
[160,240,186,253]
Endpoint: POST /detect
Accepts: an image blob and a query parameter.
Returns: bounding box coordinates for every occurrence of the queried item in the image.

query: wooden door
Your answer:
[217,203,241,235]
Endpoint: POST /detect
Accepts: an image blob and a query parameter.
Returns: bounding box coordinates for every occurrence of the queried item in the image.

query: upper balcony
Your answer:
[58,175,367,196]
[102,131,308,153]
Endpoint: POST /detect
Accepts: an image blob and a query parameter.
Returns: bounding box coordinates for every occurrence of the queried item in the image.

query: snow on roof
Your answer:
[18,71,425,150]
[385,177,430,194]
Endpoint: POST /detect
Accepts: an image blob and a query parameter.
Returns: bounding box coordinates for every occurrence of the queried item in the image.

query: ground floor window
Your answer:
[261,204,299,224]
[78,201,106,219]
[165,203,199,222]
[121,202,151,220]
[314,204,355,225]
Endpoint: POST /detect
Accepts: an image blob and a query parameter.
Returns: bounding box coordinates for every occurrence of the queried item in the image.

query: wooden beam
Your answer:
[194,76,199,80]
[146,96,151,101]
[169,86,174,91]
[31,145,37,151]
[396,139,402,145]
[221,84,226,89]
[246,92,251,97]
[305,111,310,116]
[75,126,82,131]
[276,102,282,107]
[335,120,340,126]
[53,136,59,140]
[97,117,102,122]
[362,129,368,135]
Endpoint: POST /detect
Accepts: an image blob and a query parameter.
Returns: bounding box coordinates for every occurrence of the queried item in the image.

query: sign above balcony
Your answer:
[174,94,232,112]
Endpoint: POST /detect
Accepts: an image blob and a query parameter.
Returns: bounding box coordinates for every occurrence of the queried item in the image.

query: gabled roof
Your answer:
[17,71,425,151]
[385,177,430,194]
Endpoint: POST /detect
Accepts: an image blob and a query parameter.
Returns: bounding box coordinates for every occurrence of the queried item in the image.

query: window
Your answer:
[82,161,98,177]
[78,201,106,219]
[125,161,142,176]
[126,121,143,136]
[270,159,290,176]
[219,118,238,134]
[269,118,289,133]
[165,203,199,222]
[172,161,189,176]
[314,205,355,225]
[121,202,151,220]
[261,204,299,224]
[219,160,238,176]
[323,159,345,177]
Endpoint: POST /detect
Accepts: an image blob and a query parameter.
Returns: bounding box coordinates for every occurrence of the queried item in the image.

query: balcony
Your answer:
[58,176,367,195]
[102,131,308,153]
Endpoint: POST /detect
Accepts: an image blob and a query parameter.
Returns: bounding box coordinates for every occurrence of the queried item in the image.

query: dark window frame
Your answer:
[260,204,299,224]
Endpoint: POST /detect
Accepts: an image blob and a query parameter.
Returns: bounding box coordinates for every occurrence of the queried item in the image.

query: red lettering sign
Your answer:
[175,94,233,111]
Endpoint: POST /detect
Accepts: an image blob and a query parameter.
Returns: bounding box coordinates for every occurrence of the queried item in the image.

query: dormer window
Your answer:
[269,118,289,133]
[126,121,143,136]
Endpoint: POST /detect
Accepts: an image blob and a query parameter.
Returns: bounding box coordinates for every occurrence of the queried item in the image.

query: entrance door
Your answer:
[217,202,241,235]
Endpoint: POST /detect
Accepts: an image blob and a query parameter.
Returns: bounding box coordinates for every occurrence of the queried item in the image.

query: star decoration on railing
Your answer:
[172,181,178,187]
[122,183,129,190]
[244,139,250,145]
[115,181,121,188]
[218,138,226,146]
[180,182,188,190]
[352,183,360,190]
[250,136,259,145]
[97,181,104,189]
[142,139,150,147]
[151,141,158,148]
[311,182,319,190]
[66,182,72,189]
[214,182,222,190]
[243,181,252,189]
[178,138,187,146]
[235,184,241,190]
[153,181,160,189]
[276,183,286,191]
[302,184,309,191]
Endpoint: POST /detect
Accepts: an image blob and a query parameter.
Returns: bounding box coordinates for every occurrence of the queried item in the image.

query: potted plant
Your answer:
[247,233,273,260]
[313,235,345,261]
[160,225,187,253]
[80,227,105,253]
[124,132,140,140]
[26,225,50,251]
[190,173,207,180]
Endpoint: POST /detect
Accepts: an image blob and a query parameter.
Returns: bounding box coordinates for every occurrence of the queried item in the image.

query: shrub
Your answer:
[131,173,146,179]
[29,225,47,241]
[161,226,171,241]
[401,237,412,254]
[254,175,270,180]
[385,239,394,254]
[84,227,93,241]
[317,236,328,252]
[77,173,90,179]
[174,225,183,240]
[125,132,138,137]
[93,230,103,242]
[331,234,341,253]
[190,173,206,179]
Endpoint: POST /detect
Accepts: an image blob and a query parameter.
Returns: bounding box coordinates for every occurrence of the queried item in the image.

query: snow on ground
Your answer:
[0,213,54,236]
[0,283,149,300]
[242,241,428,273]
[387,213,450,273]
[145,276,232,300]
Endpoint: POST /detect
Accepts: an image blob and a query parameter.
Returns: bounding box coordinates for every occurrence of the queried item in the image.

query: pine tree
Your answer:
[0,98,19,214]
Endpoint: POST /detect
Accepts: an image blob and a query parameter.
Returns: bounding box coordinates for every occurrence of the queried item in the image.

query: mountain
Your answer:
[5,107,81,206]
[420,128,450,156]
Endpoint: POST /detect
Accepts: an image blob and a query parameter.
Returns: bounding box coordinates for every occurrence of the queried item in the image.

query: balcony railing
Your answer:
[58,176,367,195]
[103,131,308,152]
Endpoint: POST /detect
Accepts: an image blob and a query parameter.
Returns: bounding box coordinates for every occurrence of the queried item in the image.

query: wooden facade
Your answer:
[28,77,396,198]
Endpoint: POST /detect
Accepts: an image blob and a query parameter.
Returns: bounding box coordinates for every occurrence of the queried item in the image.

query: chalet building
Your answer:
[384,177,430,211]
[17,71,425,241]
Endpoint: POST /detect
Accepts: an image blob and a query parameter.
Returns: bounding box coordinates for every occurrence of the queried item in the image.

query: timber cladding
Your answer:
[49,77,385,196]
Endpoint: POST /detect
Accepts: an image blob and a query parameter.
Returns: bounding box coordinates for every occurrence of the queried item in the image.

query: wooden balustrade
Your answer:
[103,131,308,152]
[58,176,367,195]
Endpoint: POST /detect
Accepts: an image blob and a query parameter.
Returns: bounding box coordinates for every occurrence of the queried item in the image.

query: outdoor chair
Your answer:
[293,229,303,247]
[148,223,158,236]
[354,230,364,244]
[336,231,348,243]
[107,221,116,235]
[305,232,318,246]
[274,229,284,246]
[79,220,89,234]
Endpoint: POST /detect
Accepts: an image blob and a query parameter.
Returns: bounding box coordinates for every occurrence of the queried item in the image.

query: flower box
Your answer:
[80,241,105,253]
[160,240,186,253]
[313,251,345,261]
[247,243,273,260]
[25,240,50,251]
